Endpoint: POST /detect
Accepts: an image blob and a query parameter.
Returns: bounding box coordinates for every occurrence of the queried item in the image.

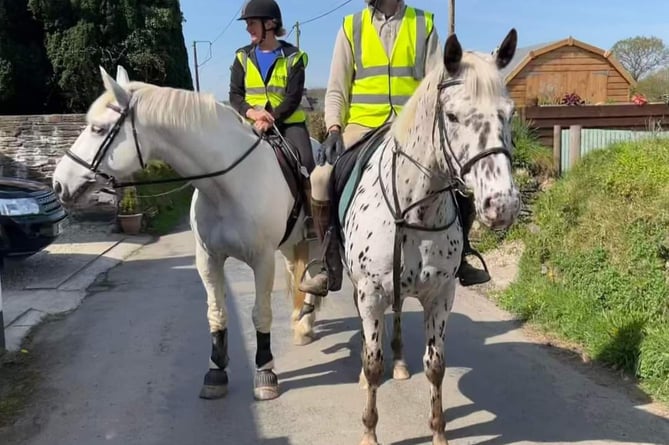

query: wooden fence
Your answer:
[521,103,669,148]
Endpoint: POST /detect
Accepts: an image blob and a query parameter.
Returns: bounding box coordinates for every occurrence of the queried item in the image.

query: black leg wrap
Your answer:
[298,302,315,320]
[255,331,273,369]
[324,228,343,292]
[210,329,229,369]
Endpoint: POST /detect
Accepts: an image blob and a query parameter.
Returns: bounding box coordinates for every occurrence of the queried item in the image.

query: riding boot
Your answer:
[298,199,341,296]
[456,192,491,286]
[302,183,317,240]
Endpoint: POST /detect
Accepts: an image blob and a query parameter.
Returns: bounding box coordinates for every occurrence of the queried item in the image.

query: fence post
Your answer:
[553,125,562,176]
[569,125,582,170]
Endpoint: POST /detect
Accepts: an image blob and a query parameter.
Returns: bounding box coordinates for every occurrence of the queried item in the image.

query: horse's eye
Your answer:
[91,125,107,135]
[446,113,458,123]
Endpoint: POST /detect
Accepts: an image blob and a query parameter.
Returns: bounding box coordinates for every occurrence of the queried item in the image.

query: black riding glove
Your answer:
[317,129,345,166]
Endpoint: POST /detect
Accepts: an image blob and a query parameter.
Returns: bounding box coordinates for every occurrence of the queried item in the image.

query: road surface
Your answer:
[2,228,668,445]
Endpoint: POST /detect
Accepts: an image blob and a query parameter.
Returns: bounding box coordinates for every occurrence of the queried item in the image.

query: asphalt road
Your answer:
[2,229,668,445]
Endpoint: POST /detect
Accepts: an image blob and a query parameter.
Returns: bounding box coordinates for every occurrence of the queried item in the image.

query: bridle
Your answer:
[64,98,264,190]
[378,77,513,312]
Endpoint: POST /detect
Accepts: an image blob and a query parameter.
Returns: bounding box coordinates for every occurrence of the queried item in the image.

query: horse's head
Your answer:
[436,29,521,230]
[53,65,147,207]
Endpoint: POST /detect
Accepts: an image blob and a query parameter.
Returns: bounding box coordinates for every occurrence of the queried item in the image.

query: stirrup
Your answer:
[462,248,490,275]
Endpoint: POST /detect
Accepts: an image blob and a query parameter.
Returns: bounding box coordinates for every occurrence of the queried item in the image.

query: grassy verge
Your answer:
[0,350,37,428]
[131,161,194,235]
[497,137,669,401]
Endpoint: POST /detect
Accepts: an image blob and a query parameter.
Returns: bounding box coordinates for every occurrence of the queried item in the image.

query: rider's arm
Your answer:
[324,26,354,132]
[270,56,306,124]
[229,56,254,119]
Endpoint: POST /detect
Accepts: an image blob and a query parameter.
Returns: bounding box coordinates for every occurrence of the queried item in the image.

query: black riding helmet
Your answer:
[238,0,283,29]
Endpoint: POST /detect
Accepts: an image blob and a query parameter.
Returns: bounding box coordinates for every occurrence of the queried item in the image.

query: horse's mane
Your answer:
[87,81,249,131]
[391,51,506,146]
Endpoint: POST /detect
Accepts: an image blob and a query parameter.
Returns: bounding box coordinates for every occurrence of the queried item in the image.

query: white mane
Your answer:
[86,81,249,131]
[391,51,507,146]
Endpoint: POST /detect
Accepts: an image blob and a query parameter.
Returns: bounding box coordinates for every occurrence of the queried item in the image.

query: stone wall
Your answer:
[0,114,115,216]
[0,114,85,181]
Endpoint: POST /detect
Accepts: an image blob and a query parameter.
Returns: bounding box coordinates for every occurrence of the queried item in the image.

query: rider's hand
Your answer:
[246,108,275,124]
[317,127,345,165]
[253,119,272,133]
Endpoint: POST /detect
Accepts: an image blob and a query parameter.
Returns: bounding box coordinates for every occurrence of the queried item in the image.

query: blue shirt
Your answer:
[254,46,281,83]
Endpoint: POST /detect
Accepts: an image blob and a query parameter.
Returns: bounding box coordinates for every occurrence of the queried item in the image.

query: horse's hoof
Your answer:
[293,332,314,346]
[199,369,228,399]
[432,433,449,445]
[393,361,411,380]
[254,369,280,401]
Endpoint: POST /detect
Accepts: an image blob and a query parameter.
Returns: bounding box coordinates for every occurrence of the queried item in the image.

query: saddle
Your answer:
[329,123,392,232]
[265,132,309,246]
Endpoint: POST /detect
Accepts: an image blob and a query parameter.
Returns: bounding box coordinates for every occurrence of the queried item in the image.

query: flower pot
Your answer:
[118,213,143,235]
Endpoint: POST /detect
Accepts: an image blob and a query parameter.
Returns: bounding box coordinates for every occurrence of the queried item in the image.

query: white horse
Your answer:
[51,66,324,401]
[338,30,520,445]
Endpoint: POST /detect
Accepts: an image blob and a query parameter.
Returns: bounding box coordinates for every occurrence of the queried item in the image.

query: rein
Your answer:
[379,78,512,312]
[65,100,264,191]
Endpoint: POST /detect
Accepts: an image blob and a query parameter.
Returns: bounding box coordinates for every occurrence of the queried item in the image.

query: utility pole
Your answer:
[449,0,455,35]
[192,40,200,92]
[294,21,301,49]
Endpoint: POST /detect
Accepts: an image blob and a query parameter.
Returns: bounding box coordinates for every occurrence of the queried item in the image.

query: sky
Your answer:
[179,0,669,100]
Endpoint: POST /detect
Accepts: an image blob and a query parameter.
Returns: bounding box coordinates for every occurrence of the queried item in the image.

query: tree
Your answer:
[0,0,53,114]
[635,67,669,102]
[611,36,669,80]
[29,0,193,113]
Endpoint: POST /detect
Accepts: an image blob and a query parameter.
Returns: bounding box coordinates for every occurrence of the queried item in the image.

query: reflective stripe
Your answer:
[414,9,426,79]
[351,94,412,105]
[351,10,428,80]
[246,86,285,95]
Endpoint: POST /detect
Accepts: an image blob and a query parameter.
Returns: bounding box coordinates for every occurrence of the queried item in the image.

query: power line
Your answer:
[299,0,353,26]
[211,2,245,44]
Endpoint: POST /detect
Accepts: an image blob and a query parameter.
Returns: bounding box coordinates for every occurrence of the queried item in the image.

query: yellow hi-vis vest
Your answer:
[237,48,308,124]
[343,7,433,128]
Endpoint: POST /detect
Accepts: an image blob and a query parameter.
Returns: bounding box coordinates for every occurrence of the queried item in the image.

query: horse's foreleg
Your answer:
[422,282,456,445]
[391,302,410,380]
[252,251,280,401]
[282,242,317,345]
[358,289,386,445]
[195,241,229,400]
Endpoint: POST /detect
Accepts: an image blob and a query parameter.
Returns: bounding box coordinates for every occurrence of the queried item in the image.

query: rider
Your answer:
[299,0,491,297]
[229,0,315,175]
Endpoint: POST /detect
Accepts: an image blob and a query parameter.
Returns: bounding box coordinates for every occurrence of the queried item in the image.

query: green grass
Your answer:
[0,350,38,428]
[131,161,194,235]
[499,137,669,401]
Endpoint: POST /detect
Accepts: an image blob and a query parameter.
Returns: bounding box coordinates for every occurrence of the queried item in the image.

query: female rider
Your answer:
[229,0,315,174]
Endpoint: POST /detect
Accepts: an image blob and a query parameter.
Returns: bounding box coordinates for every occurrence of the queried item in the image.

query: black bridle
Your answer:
[379,78,513,312]
[64,100,263,190]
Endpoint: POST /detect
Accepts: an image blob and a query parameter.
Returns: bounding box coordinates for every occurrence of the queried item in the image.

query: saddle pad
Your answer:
[331,124,391,229]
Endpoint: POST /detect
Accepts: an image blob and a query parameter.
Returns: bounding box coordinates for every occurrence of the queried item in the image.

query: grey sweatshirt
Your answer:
[323,1,444,130]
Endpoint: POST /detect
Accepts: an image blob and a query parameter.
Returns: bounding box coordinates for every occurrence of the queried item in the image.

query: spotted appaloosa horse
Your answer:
[341,30,521,445]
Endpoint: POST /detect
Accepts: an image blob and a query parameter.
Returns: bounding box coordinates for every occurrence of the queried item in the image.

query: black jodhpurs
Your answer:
[279,122,315,174]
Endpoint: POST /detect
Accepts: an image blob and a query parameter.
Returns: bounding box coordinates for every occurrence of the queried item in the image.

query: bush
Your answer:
[130,161,194,235]
[499,137,669,401]
[306,111,327,142]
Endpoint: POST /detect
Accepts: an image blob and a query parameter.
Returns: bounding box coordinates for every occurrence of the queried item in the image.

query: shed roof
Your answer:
[502,37,636,87]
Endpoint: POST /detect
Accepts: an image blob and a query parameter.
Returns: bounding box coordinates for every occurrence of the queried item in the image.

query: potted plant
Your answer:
[117,187,143,235]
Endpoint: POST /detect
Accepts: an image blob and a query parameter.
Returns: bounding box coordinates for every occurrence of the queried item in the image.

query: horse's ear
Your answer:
[495,28,517,70]
[443,33,463,76]
[100,66,130,109]
[116,65,130,86]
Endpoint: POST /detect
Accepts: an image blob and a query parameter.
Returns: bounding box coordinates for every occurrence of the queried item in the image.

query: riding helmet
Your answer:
[238,0,283,26]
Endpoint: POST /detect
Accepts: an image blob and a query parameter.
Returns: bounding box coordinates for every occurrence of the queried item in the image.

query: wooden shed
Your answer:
[502,37,636,108]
